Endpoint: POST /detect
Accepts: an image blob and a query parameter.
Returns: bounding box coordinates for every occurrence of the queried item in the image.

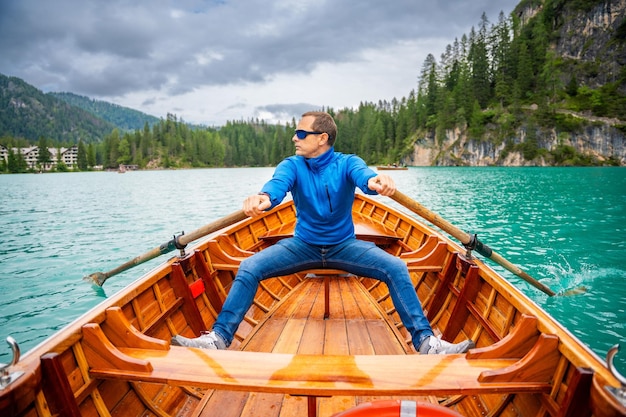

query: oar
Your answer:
[83,210,248,287]
[390,190,578,297]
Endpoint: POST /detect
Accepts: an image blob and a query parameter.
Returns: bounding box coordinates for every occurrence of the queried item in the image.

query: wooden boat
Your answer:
[376,165,408,170]
[2,193,625,417]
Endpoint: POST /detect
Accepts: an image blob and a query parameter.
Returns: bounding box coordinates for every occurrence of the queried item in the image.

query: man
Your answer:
[172,111,474,354]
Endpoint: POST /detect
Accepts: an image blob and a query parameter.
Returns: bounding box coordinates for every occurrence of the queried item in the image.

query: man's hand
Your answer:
[367,174,396,196]
[243,193,271,217]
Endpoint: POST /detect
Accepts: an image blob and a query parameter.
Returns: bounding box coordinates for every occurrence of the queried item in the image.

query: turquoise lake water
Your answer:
[0,167,624,372]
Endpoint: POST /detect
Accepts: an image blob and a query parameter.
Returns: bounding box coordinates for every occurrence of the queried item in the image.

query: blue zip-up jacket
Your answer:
[260,147,378,245]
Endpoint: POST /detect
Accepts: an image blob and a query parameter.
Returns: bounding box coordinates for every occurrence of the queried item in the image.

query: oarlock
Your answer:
[605,344,626,408]
[0,337,24,390]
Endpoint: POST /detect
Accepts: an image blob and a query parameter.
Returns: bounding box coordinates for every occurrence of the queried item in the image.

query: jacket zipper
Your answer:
[325,185,333,213]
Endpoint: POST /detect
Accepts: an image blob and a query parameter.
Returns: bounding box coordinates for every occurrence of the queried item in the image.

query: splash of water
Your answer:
[544,254,592,295]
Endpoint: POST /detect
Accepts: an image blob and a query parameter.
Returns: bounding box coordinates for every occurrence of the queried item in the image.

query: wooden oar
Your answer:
[83,210,248,287]
[390,190,572,297]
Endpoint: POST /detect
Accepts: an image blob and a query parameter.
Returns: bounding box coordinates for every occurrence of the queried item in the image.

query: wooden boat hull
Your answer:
[2,194,624,417]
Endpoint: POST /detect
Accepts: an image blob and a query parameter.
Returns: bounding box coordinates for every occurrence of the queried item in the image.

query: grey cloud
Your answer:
[222,102,248,113]
[142,97,157,107]
[255,103,322,123]
[0,0,519,105]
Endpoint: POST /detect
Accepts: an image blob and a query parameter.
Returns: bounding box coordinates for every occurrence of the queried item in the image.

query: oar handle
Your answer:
[178,210,248,246]
[84,210,248,286]
[390,191,472,244]
[390,190,556,297]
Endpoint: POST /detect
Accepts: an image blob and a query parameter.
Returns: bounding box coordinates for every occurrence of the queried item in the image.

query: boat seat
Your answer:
[82,310,557,406]
[258,218,402,248]
[402,239,448,273]
[210,226,445,275]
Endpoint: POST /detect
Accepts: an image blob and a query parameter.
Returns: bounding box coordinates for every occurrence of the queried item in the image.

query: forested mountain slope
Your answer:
[50,92,160,132]
[0,74,116,144]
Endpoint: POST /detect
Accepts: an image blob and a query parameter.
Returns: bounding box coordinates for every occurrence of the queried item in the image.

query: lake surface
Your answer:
[1,167,624,372]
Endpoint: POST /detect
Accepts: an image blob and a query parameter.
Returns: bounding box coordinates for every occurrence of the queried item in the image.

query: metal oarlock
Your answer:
[158,231,188,258]
[0,337,24,390]
[605,344,626,408]
[464,233,478,259]
[174,231,186,257]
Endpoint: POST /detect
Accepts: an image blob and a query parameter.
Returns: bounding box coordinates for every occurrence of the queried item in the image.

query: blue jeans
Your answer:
[212,237,434,349]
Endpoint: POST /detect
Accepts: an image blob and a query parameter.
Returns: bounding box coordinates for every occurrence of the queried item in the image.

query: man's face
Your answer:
[293,115,328,158]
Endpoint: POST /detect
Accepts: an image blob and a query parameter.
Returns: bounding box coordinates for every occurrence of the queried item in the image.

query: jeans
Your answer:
[212,236,434,350]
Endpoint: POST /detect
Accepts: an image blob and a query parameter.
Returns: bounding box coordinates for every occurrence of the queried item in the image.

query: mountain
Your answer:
[403,0,626,166]
[50,92,160,132]
[0,75,161,145]
[0,74,116,144]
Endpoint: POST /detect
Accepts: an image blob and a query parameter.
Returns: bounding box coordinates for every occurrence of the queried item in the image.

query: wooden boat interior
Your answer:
[2,194,625,417]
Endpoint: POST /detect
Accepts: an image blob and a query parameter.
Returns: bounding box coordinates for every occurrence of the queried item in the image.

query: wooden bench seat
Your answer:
[81,308,557,399]
[85,345,553,397]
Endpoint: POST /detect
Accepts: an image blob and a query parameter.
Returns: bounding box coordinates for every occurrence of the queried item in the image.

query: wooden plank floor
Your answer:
[196,276,438,417]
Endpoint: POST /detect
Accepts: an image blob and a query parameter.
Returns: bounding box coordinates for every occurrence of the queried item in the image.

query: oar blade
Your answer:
[83,272,108,287]
[558,286,588,296]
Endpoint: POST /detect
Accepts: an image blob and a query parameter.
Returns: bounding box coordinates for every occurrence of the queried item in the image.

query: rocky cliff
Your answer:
[406,114,626,166]
[556,0,626,91]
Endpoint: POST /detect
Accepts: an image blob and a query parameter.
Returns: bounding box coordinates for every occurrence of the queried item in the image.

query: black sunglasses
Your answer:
[294,129,323,140]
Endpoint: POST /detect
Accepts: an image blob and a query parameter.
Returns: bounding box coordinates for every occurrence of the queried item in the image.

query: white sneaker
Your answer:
[171,330,226,350]
[418,335,475,354]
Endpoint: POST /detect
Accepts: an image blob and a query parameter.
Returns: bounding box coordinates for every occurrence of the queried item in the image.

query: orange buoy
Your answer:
[331,400,463,417]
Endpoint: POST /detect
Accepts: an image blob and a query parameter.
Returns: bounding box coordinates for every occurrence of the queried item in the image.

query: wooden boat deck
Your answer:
[239,275,411,354]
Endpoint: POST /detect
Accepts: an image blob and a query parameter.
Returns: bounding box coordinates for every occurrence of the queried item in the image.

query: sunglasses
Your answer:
[294,129,323,140]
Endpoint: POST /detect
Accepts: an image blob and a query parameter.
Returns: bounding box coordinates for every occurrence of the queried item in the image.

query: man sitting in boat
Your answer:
[172,111,474,354]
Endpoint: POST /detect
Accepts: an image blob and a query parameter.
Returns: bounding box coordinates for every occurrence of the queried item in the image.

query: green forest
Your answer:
[2,0,625,172]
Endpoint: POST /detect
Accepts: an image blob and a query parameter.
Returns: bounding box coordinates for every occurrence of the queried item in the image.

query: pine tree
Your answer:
[492,11,514,106]
[37,136,51,167]
[469,17,491,108]
[77,140,88,171]
[87,143,96,168]
[515,41,533,101]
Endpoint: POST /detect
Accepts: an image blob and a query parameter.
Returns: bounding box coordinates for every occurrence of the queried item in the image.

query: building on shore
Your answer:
[0,145,78,170]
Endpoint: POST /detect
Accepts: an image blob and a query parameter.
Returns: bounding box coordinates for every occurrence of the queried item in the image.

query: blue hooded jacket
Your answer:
[260,148,378,245]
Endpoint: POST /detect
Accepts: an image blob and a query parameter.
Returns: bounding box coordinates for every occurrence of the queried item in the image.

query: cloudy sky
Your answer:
[0,0,519,127]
